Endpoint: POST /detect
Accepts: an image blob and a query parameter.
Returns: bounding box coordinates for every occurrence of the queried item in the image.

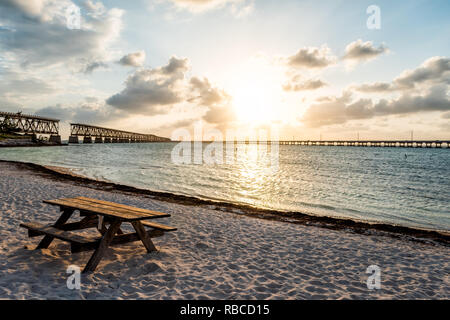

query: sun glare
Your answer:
[228,58,283,125]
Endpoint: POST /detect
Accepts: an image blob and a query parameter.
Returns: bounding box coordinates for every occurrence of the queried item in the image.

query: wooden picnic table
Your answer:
[20,196,177,273]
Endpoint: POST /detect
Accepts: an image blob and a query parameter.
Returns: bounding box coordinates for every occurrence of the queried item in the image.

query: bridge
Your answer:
[69,123,171,143]
[235,140,449,148]
[0,111,61,143]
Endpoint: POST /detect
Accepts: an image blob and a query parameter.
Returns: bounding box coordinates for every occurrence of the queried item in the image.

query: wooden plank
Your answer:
[75,197,170,218]
[26,218,98,237]
[44,198,169,221]
[71,229,164,253]
[131,221,157,253]
[82,219,122,273]
[36,208,74,249]
[141,220,177,231]
[20,222,95,245]
[69,198,160,219]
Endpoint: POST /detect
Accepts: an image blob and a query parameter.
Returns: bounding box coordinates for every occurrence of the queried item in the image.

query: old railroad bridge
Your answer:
[0,111,170,144]
[69,123,170,143]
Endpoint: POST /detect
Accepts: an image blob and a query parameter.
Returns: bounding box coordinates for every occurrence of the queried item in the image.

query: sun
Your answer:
[232,83,277,124]
[227,58,282,125]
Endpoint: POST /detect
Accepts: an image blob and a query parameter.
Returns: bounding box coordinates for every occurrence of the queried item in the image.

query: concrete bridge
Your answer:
[0,111,61,143]
[69,123,170,143]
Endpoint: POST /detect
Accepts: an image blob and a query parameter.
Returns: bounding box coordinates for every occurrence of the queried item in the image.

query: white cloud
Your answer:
[118,51,146,67]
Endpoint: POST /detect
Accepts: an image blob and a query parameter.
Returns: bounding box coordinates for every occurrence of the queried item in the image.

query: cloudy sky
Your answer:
[0,0,449,140]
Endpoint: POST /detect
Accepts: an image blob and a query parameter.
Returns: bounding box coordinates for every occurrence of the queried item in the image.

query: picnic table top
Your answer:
[43,196,170,221]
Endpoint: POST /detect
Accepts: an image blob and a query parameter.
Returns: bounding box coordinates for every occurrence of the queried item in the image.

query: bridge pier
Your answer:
[48,135,62,144]
[68,136,79,144]
[112,138,118,143]
[104,138,112,143]
[95,137,103,143]
[83,136,92,144]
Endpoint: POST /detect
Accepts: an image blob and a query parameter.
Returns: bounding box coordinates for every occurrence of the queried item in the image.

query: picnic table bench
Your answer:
[20,196,177,273]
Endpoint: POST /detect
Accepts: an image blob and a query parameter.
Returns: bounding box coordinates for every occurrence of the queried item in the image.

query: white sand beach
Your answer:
[0,161,448,299]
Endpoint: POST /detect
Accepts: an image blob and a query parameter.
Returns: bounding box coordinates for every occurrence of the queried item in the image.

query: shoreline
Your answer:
[1,159,448,246]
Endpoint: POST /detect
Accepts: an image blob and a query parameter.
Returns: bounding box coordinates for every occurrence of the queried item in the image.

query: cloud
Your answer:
[343,39,388,62]
[354,82,394,93]
[189,77,235,124]
[0,0,123,70]
[355,57,450,92]
[286,46,336,69]
[374,85,450,116]
[283,75,327,91]
[118,51,146,67]
[302,85,450,127]
[189,76,231,106]
[82,61,108,74]
[161,0,254,16]
[394,56,450,89]
[106,61,185,115]
[107,55,234,124]
[35,101,122,124]
[203,104,236,124]
[0,70,55,97]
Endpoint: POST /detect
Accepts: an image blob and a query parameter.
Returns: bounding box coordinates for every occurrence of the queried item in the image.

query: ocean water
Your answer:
[0,143,449,231]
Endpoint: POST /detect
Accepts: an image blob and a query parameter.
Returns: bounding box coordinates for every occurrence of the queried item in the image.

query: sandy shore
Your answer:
[0,161,448,299]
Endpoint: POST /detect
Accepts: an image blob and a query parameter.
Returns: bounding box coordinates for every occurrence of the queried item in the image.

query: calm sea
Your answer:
[1,143,449,231]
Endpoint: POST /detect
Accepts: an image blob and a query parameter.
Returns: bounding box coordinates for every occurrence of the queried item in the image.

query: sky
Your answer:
[0,0,449,140]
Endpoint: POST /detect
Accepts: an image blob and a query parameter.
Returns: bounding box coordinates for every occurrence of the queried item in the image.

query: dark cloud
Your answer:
[286,46,335,69]
[118,51,145,67]
[343,39,388,62]
[106,56,189,115]
[107,56,235,124]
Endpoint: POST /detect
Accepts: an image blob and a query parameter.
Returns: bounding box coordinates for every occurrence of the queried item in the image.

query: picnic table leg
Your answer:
[131,221,157,253]
[83,219,122,273]
[97,218,124,236]
[36,208,74,249]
